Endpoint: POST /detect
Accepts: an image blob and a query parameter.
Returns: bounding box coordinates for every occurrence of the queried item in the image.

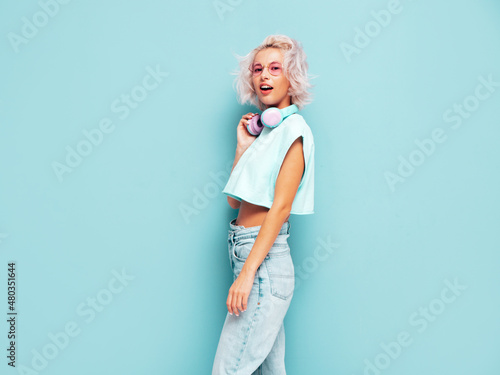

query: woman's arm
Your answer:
[227,136,304,315]
[242,136,304,272]
[226,112,258,209]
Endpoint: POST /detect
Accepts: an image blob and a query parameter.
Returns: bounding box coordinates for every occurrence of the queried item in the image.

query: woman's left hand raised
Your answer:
[226,267,256,316]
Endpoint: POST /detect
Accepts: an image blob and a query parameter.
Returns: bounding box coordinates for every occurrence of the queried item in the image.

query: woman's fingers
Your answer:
[241,295,248,313]
[238,113,257,132]
[239,119,250,130]
[227,289,248,316]
[232,295,240,316]
[227,287,240,316]
[235,294,243,315]
[233,293,244,316]
[226,292,234,315]
[242,113,256,126]
[242,113,256,121]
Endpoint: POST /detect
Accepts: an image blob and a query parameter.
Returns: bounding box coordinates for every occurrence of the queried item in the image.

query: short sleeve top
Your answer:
[222,113,314,215]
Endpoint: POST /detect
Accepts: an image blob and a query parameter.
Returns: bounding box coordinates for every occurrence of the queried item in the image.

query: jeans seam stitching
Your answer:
[234,285,261,373]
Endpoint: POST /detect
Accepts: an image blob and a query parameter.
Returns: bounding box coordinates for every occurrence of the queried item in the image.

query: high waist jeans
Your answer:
[212,218,295,375]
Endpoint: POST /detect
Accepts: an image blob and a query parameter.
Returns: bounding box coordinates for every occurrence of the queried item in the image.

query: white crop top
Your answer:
[222,113,314,215]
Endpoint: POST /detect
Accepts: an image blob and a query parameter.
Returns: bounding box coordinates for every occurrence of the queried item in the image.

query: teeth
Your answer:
[261,86,272,89]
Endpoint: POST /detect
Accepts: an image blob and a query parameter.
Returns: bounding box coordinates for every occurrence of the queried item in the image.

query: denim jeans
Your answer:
[212,218,295,375]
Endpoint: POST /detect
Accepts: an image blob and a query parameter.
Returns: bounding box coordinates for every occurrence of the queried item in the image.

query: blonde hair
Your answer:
[231,35,314,111]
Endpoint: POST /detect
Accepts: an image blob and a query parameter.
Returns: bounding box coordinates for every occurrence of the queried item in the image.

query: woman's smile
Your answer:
[259,83,274,95]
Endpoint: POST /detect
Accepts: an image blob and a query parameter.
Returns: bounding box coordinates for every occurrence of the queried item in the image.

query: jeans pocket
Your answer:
[265,247,295,301]
[231,242,254,280]
[232,240,253,262]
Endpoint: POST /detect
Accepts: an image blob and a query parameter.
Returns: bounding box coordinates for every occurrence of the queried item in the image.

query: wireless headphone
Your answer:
[246,104,299,136]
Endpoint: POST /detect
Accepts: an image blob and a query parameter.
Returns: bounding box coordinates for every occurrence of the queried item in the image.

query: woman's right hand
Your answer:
[236,112,259,153]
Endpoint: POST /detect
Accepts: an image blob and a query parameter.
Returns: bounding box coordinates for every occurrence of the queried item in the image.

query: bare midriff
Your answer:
[235,200,290,228]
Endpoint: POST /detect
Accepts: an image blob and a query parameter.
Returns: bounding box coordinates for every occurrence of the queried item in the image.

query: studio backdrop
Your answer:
[1,0,499,374]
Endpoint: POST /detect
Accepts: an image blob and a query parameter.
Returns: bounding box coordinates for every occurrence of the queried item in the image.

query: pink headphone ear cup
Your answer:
[261,108,283,128]
[247,114,264,135]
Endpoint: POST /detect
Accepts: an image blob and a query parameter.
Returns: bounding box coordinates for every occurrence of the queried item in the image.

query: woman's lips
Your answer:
[260,87,273,95]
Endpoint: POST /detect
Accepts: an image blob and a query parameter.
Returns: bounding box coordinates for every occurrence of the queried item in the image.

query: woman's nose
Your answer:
[261,66,271,79]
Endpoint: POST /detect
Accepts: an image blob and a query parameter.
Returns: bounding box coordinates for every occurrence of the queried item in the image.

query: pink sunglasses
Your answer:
[249,62,283,77]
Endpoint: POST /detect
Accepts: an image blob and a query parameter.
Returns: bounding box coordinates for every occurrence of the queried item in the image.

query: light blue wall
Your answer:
[1,0,499,374]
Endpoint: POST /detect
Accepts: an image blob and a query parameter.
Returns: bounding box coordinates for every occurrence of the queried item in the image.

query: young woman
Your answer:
[213,34,315,375]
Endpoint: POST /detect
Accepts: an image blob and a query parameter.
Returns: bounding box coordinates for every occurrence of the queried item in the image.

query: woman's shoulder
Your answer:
[283,113,314,140]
